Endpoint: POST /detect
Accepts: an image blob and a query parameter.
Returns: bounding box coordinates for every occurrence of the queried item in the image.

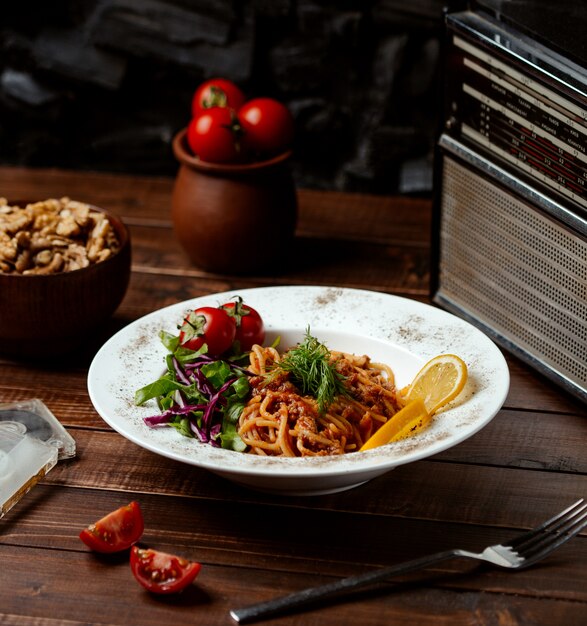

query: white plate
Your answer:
[87,286,509,495]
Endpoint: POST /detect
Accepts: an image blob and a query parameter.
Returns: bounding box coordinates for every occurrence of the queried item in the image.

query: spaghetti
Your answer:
[238,344,402,457]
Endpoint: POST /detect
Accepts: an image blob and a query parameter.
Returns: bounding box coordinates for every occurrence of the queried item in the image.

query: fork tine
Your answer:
[524,503,587,550]
[517,511,587,567]
[505,499,586,551]
[509,500,587,566]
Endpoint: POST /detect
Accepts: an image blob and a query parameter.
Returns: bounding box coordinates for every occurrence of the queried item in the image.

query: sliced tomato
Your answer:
[130,546,202,594]
[79,501,144,553]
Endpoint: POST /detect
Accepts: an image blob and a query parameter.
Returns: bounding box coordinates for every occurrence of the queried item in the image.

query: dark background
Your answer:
[0,0,457,196]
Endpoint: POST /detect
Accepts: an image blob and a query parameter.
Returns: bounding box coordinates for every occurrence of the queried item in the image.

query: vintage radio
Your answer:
[433,1,587,403]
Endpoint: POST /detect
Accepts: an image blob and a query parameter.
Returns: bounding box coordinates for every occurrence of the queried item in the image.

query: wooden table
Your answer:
[1,166,585,625]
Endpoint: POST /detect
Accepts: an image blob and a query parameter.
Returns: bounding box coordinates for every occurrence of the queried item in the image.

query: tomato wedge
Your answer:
[130,546,202,594]
[79,501,144,553]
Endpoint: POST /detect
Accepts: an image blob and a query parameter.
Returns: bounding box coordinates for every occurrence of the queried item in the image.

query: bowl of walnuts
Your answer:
[0,197,131,359]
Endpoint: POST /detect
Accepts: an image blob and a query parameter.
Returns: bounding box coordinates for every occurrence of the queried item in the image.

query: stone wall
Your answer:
[0,0,461,195]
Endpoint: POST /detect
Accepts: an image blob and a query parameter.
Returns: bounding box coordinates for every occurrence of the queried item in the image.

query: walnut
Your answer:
[0,208,32,235]
[15,230,31,248]
[56,215,82,238]
[0,198,121,275]
[14,249,32,273]
[35,249,53,266]
[63,243,90,271]
[29,235,53,252]
[0,232,17,263]
[63,200,92,229]
[25,251,65,275]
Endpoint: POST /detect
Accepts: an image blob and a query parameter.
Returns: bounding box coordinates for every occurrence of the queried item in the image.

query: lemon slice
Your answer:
[360,398,431,451]
[403,354,468,415]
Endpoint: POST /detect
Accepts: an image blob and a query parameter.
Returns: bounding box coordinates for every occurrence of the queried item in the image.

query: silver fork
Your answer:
[230,498,587,624]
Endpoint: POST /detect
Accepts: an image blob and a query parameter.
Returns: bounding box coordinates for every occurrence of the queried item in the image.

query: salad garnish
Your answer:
[135,329,250,451]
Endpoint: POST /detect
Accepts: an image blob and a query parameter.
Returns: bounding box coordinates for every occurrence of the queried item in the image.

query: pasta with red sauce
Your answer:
[238,344,401,456]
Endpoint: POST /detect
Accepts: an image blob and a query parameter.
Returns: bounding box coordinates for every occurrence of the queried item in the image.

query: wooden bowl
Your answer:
[0,203,131,359]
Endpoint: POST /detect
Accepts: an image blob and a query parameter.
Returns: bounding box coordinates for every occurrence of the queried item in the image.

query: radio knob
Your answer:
[445,116,458,130]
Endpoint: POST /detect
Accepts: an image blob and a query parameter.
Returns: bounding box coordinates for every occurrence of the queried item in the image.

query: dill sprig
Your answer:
[275,328,348,414]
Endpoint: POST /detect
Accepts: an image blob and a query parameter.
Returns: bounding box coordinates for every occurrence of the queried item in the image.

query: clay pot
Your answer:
[171,128,298,274]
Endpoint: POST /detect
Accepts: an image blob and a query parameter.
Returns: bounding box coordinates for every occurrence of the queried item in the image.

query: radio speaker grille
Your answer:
[436,157,587,400]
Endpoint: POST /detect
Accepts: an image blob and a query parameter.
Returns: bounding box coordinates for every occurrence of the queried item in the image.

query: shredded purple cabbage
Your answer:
[172,356,191,385]
[142,353,251,448]
[189,363,216,396]
[143,402,208,427]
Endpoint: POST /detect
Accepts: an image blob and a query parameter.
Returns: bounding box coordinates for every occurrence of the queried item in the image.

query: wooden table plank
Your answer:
[434,409,587,472]
[0,167,174,219]
[124,223,430,294]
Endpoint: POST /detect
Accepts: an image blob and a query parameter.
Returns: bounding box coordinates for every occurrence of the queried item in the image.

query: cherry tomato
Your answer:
[130,546,202,594]
[191,78,245,117]
[178,306,236,356]
[221,297,265,352]
[79,501,144,553]
[186,108,243,163]
[239,97,294,156]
